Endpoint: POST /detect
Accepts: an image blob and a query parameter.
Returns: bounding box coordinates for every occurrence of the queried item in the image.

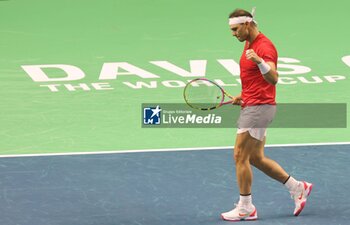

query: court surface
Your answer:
[0,144,349,225]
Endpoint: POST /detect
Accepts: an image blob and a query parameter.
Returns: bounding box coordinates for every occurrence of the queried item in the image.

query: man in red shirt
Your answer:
[221,8,313,222]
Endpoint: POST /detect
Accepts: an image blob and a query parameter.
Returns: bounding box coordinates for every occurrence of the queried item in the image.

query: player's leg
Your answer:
[221,131,258,221]
[249,137,289,183]
[234,131,255,195]
[249,134,313,216]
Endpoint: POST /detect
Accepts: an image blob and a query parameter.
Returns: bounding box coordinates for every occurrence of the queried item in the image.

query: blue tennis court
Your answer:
[0,144,349,225]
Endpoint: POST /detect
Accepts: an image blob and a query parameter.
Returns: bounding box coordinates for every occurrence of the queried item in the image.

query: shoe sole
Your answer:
[294,183,313,216]
[221,214,258,222]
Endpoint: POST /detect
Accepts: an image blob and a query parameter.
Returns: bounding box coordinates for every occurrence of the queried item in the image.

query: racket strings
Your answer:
[184,80,224,109]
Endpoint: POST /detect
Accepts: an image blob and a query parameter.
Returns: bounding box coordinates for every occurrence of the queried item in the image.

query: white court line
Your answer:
[0,142,349,158]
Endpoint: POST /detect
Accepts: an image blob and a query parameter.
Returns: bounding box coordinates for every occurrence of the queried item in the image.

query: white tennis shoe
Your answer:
[290,181,313,216]
[221,203,258,222]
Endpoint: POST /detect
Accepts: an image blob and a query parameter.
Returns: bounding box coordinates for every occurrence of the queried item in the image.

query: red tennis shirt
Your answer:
[239,33,278,107]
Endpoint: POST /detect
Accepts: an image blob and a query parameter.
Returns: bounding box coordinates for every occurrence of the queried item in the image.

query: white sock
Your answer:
[284,176,300,192]
[239,194,253,208]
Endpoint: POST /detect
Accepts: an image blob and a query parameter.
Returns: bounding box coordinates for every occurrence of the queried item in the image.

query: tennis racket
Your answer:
[183,78,237,110]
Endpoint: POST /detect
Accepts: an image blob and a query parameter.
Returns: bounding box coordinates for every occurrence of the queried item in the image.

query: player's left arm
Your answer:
[259,60,278,85]
[245,49,279,85]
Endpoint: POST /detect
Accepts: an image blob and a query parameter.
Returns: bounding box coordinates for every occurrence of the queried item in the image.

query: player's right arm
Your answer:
[245,49,278,85]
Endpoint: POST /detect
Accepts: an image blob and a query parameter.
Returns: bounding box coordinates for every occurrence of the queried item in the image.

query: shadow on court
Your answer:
[0,145,349,225]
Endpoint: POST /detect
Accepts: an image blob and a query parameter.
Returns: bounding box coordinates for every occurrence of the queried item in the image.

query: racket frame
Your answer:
[183,78,234,110]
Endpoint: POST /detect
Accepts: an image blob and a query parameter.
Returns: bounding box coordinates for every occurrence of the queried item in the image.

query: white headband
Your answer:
[229,7,257,25]
[229,16,255,25]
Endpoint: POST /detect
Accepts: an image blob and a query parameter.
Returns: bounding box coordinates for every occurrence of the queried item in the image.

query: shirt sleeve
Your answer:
[257,41,278,65]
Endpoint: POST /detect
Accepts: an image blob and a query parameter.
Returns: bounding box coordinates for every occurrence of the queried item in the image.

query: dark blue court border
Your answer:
[0,144,349,225]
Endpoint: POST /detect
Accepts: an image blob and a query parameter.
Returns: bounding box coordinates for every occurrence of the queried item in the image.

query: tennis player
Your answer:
[221,8,313,221]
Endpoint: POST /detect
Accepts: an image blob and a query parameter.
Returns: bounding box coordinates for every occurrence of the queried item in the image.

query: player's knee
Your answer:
[234,146,249,164]
[233,146,240,162]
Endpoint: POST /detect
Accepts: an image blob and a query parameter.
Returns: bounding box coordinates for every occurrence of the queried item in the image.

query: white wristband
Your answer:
[257,59,271,75]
